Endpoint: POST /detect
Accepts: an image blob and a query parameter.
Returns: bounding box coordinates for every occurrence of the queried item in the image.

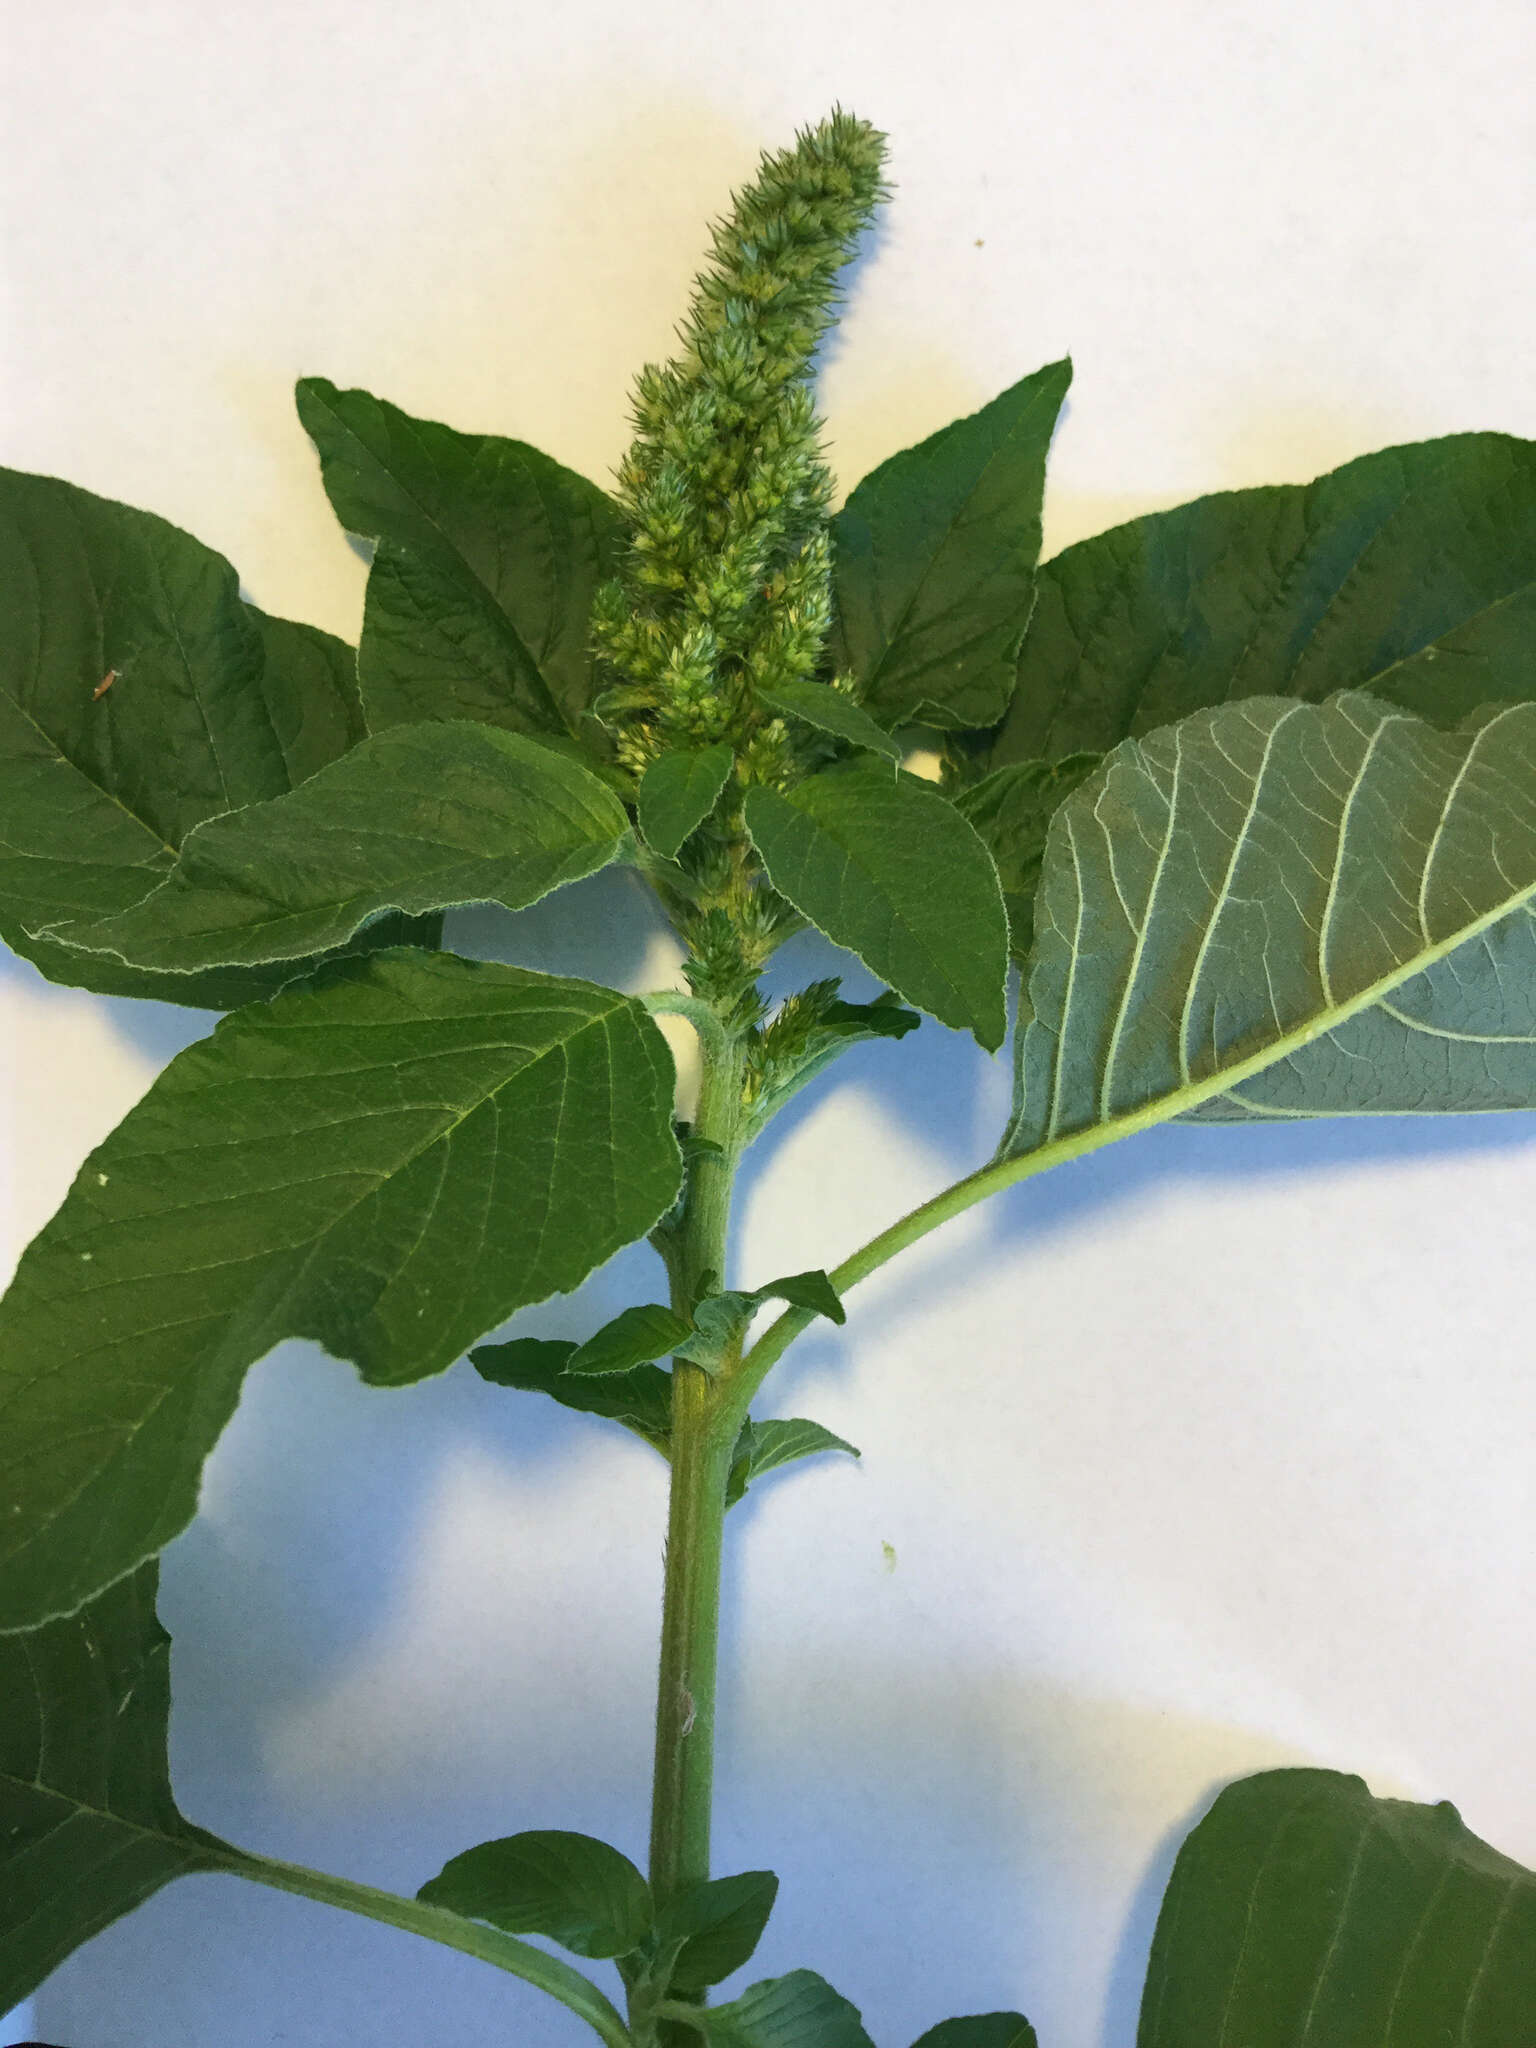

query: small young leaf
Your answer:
[297,378,621,742]
[701,1968,876,2048]
[566,1303,696,1377]
[758,1269,845,1325]
[909,2018,1038,2048]
[658,1870,780,1992]
[726,1419,860,1508]
[758,678,902,764]
[638,744,736,857]
[953,753,1101,961]
[830,360,1072,731]
[998,430,1536,768]
[744,762,1008,1049]
[418,1830,651,1961]
[0,1565,234,2013]
[47,721,629,972]
[471,1339,674,1453]
[1139,1769,1536,2048]
[674,1270,845,1369]
[818,994,922,1042]
[0,951,681,1630]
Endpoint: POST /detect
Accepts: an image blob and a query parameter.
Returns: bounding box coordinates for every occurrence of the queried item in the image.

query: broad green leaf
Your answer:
[470,1338,673,1453]
[759,678,902,764]
[1002,693,1536,1163]
[953,753,1101,961]
[1138,1769,1536,2048]
[998,432,1536,768]
[0,949,681,1630]
[725,1418,859,1508]
[566,1303,696,1378]
[911,2019,1037,2048]
[744,763,1008,1049]
[702,1968,876,2048]
[658,1870,779,1992]
[830,361,1072,731]
[418,1829,651,1961]
[639,744,735,858]
[296,378,621,741]
[47,721,628,973]
[0,1564,233,2012]
[0,466,378,1006]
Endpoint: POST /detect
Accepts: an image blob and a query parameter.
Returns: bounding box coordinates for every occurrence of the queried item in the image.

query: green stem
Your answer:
[219,1846,631,2047]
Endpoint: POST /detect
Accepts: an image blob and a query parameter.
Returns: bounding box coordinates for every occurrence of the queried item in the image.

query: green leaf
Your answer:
[658,1870,779,1992]
[0,1563,232,2012]
[566,1303,696,1377]
[0,949,681,1630]
[744,762,1008,1049]
[296,378,621,742]
[999,431,1536,768]
[1138,1768,1536,2048]
[759,678,903,764]
[418,1830,651,1962]
[0,465,378,1006]
[47,720,629,972]
[759,1269,845,1325]
[675,1270,846,1369]
[1001,693,1536,1164]
[638,744,736,858]
[953,753,1101,961]
[470,1338,674,1454]
[830,361,1072,731]
[725,1418,859,1509]
[910,2018,1037,2048]
[701,1969,876,2048]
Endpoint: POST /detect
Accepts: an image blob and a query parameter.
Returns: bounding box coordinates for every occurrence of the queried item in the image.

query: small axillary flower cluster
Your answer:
[592,111,888,785]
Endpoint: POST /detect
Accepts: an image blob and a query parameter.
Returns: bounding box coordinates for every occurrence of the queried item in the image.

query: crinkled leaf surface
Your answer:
[998,432,1536,768]
[1002,692,1536,1162]
[0,949,681,1630]
[296,378,621,742]
[471,1337,673,1453]
[830,361,1072,731]
[703,1969,876,2048]
[759,678,902,763]
[725,1418,859,1508]
[418,1830,651,1961]
[658,1870,779,1992]
[1138,1769,1536,2048]
[566,1302,695,1377]
[0,1563,234,2012]
[744,763,1008,1048]
[48,721,628,972]
[638,744,735,858]
[0,466,377,1006]
[910,2018,1037,2048]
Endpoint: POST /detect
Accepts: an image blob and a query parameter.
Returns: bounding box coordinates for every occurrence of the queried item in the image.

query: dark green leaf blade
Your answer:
[246,606,366,786]
[1002,693,1536,1162]
[759,679,902,764]
[418,1830,651,1961]
[1138,1769,1536,2048]
[0,1563,235,2011]
[759,1269,845,1325]
[953,753,1101,961]
[911,2018,1038,2048]
[296,378,622,741]
[48,721,628,972]
[0,949,681,1630]
[702,1969,876,2048]
[659,1870,779,1992]
[744,763,1008,1048]
[638,743,735,858]
[831,361,1072,731]
[1000,432,1536,769]
[470,1338,673,1453]
[726,1419,859,1508]
[566,1303,695,1378]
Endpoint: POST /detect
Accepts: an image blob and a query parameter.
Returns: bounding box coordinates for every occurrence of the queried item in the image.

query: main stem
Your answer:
[648,1015,745,1913]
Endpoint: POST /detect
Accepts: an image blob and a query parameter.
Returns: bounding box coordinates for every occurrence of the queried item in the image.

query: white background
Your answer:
[3,3,1534,2044]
